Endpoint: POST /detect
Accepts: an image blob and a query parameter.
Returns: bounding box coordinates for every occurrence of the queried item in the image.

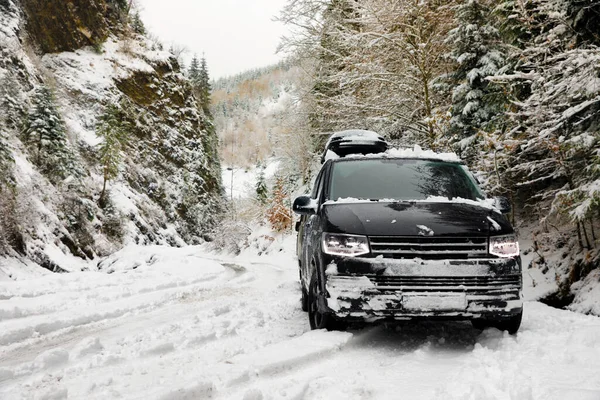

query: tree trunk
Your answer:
[99,172,108,207]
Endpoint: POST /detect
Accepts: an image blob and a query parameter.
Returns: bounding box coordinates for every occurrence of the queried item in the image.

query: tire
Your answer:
[496,310,522,335]
[301,285,309,312]
[299,263,308,312]
[308,273,344,330]
[471,319,488,331]
[471,310,523,335]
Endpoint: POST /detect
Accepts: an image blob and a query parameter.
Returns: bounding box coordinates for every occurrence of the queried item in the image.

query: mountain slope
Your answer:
[0,0,223,275]
[212,62,301,168]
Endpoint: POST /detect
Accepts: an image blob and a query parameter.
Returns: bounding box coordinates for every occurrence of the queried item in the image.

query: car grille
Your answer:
[369,236,488,259]
[362,274,521,295]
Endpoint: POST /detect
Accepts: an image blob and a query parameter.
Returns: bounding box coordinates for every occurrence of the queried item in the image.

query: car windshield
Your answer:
[328,159,484,201]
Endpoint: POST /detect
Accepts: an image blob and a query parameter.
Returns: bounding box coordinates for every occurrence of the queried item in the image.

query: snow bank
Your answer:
[569,269,600,315]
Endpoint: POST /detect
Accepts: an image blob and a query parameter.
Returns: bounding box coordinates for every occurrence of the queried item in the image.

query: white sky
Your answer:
[137,0,289,79]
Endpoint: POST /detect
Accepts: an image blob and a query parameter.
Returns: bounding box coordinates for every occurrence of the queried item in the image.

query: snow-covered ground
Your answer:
[222,159,280,200]
[1,233,600,400]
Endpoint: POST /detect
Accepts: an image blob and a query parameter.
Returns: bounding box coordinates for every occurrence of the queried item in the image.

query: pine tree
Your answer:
[0,133,13,189]
[198,57,212,117]
[130,11,146,35]
[311,0,362,132]
[493,0,600,249]
[189,55,201,83]
[188,55,212,117]
[0,74,19,189]
[447,0,507,141]
[97,104,130,205]
[0,73,26,132]
[24,86,78,182]
[255,163,268,205]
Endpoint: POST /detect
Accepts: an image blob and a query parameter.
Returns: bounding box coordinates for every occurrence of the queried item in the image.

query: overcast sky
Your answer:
[137,0,289,79]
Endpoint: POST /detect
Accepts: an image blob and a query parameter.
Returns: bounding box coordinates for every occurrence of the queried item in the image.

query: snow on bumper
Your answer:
[325,257,523,320]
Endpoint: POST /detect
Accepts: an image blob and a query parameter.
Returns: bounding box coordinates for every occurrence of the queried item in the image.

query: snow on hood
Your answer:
[324,196,498,211]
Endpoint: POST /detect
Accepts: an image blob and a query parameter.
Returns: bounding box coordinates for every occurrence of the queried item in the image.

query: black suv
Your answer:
[293,139,522,334]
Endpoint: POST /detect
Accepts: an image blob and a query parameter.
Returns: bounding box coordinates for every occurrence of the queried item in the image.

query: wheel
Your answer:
[471,310,522,335]
[471,319,488,331]
[299,262,308,312]
[496,311,522,335]
[308,272,344,330]
[301,285,309,312]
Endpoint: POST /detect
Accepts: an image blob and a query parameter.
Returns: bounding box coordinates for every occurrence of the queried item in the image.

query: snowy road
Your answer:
[1,238,600,400]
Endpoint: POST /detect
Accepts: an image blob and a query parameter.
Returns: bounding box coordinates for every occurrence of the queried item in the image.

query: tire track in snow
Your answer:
[0,260,252,357]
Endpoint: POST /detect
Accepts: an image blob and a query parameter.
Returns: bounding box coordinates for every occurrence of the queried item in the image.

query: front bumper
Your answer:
[324,256,523,322]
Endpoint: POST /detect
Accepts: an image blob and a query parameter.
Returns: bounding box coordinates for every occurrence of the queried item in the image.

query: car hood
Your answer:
[322,201,512,237]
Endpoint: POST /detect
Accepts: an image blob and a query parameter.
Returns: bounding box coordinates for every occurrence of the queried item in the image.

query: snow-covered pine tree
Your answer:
[0,133,13,189]
[492,0,600,248]
[130,11,146,35]
[188,55,200,83]
[188,55,212,117]
[96,103,130,205]
[24,86,78,183]
[198,57,212,117]
[0,72,26,132]
[255,162,268,205]
[446,0,507,147]
[0,74,19,189]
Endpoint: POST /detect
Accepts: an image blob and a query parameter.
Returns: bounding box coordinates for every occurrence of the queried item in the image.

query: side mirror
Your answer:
[293,195,317,215]
[494,196,512,214]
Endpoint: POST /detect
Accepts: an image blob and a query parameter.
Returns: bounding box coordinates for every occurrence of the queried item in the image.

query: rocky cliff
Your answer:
[0,0,223,275]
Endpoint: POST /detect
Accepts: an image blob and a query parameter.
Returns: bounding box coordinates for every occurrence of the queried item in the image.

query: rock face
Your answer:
[0,0,223,272]
[20,0,122,53]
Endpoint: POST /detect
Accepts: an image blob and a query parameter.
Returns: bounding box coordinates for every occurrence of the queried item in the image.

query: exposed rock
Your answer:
[0,0,223,271]
[20,0,122,53]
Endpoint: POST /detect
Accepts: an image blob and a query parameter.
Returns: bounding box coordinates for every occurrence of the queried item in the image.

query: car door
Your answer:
[301,165,328,286]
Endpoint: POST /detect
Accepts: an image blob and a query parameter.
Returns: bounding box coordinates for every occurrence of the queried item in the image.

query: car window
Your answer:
[328,159,484,201]
[311,168,324,199]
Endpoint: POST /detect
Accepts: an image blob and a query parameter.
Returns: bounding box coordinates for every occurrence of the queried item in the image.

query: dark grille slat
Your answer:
[333,274,521,295]
[369,236,489,259]
[362,274,520,286]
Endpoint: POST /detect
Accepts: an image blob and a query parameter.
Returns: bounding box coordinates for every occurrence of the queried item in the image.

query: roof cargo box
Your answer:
[321,130,388,163]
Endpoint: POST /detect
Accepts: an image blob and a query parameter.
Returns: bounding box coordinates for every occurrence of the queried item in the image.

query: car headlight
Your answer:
[489,234,520,258]
[322,233,370,257]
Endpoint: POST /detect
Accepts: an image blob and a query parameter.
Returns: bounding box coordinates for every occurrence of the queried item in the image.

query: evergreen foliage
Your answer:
[0,72,26,132]
[24,86,78,183]
[198,57,212,117]
[96,103,130,205]
[130,11,146,35]
[0,74,18,188]
[255,163,268,205]
[280,0,600,298]
[188,55,212,117]
[189,55,200,83]
[0,132,14,189]
[447,0,507,140]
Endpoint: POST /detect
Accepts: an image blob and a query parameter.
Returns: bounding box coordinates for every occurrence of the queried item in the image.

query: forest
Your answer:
[270,0,600,307]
